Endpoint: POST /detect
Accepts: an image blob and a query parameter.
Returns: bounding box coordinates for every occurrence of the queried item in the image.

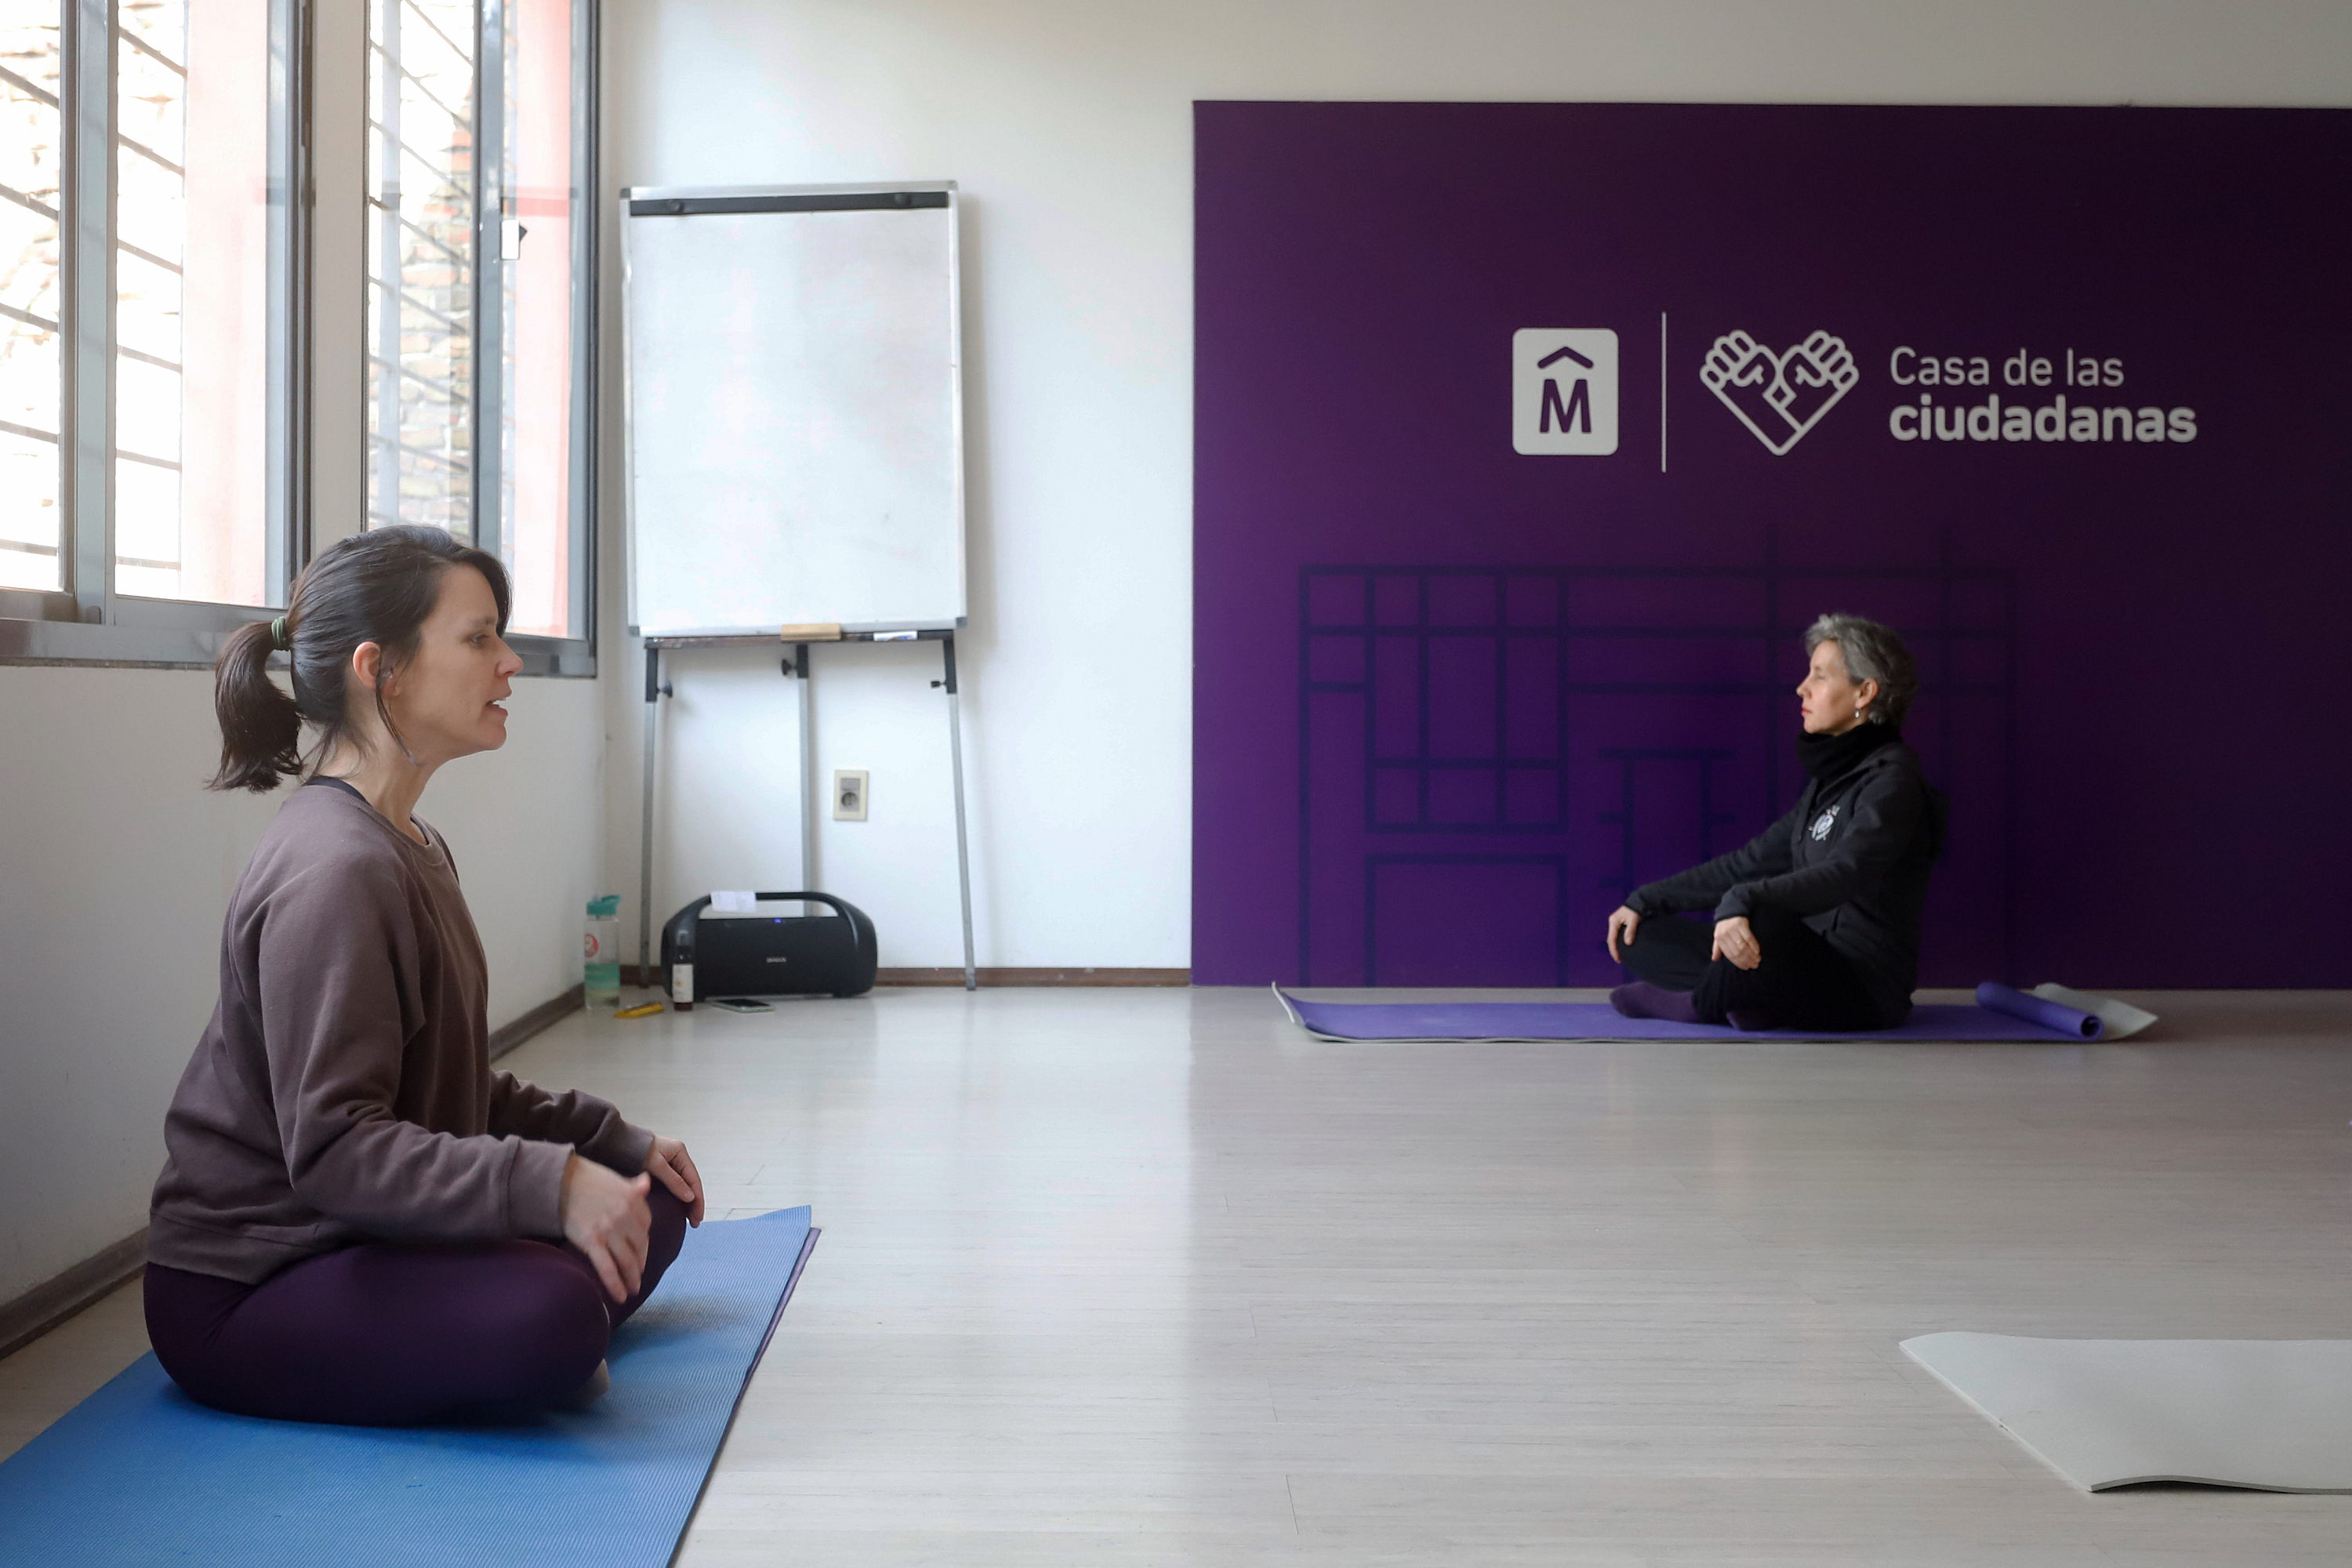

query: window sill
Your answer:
[0,611,595,677]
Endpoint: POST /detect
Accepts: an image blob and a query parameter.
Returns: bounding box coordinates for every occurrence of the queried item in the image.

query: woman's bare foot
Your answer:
[554,1360,611,1410]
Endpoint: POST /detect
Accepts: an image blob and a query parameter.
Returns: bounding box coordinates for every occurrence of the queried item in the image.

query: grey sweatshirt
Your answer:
[148,782,650,1283]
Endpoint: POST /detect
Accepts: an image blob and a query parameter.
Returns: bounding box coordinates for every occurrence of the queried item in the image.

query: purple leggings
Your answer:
[144,1184,689,1426]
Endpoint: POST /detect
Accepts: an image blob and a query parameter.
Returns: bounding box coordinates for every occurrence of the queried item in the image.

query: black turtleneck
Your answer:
[1795,721,1901,783]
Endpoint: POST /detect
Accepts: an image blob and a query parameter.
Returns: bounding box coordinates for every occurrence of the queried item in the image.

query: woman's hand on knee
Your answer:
[1605,906,1642,962]
[644,1134,706,1227]
[1711,916,1762,971]
[561,1154,652,1303]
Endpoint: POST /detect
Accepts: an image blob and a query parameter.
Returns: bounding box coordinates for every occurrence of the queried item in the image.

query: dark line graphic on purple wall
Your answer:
[1363,854,1574,989]
[1600,748,1737,898]
[1292,552,2013,987]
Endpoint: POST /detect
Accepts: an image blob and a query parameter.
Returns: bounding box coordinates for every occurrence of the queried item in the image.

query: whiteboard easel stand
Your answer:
[636,629,978,992]
[638,642,669,981]
[938,632,977,991]
[786,641,816,897]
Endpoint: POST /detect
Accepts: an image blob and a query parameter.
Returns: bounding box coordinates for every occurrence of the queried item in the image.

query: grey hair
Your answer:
[1803,613,1918,726]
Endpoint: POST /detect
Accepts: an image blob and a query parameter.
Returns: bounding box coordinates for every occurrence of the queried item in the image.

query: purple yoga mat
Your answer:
[1975,981,2105,1040]
[1278,988,2104,1043]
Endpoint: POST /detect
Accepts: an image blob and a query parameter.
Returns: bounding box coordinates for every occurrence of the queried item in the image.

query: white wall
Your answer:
[0,672,604,1303]
[0,2,609,1305]
[600,0,2352,971]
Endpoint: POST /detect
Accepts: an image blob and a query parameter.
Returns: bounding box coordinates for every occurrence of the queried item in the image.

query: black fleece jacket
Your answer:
[1624,741,1945,1023]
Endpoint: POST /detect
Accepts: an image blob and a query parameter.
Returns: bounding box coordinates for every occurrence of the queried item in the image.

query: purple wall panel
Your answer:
[1192,102,2352,989]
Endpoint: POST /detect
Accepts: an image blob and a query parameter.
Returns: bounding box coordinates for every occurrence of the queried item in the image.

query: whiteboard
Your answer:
[622,183,965,637]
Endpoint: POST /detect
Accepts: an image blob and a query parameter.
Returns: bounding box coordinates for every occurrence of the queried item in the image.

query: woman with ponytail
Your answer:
[145,525,705,1425]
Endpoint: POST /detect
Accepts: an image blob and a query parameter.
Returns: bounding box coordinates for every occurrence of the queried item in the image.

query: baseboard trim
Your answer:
[879,967,1191,987]
[0,1229,147,1363]
[489,983,585,1062]
[622,965,1189,989]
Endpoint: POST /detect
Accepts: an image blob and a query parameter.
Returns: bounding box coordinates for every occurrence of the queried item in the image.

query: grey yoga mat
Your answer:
[1984,982,2158,1040]
[1904,1332,2352,1493]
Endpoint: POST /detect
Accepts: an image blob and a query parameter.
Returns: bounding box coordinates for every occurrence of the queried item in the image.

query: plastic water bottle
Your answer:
[584,895,621,1008]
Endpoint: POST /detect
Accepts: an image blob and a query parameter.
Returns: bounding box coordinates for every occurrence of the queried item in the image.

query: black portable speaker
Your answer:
[659,891,878,1007]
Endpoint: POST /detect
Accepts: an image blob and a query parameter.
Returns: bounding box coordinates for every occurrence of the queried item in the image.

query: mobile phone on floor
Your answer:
[710,996,774,1013]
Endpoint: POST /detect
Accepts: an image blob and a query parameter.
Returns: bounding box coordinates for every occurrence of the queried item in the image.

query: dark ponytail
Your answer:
[208,525,513,793]
[210,617,306,790]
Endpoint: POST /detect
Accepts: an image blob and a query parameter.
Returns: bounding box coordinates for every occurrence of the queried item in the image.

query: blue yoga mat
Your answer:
[1279,985,2123,1043]
[0,1207,815,1568]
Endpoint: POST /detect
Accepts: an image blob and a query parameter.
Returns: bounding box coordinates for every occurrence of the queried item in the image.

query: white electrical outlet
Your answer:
[833,769,869,821]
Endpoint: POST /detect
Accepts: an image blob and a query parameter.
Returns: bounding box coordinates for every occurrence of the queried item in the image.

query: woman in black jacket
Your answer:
[1604,613,1944,1032]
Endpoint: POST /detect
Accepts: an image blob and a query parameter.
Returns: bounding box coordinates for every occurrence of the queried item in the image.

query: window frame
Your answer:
[0,0,597,677]
[474,0,596,655]
[471,0,594,669]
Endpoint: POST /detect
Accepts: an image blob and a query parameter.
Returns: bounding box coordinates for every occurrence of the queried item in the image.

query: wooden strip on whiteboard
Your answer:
[778,623,844,641]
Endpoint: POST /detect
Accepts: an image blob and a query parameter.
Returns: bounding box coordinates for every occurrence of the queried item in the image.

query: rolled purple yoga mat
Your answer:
[1975,981,2103,1040]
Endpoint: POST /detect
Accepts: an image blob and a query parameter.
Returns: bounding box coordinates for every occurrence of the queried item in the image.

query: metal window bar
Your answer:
[112,19,186,76]
[361,49,466,128]
[0,180,61,220]
[0,61,62,106]
[0,301,64,333]
[362,194,470,267]
[0,419,62,445]
[371,125,480,205]
[365,431,473,469]
[114,236,180,274]
[365,353,463,401]
[395,0,472,71]
[114,129,183,179]
[365,271,466,333]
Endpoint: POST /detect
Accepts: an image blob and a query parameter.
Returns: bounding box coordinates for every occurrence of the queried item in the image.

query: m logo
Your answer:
[1700,329,1859,455]
[1512,328,1618,455]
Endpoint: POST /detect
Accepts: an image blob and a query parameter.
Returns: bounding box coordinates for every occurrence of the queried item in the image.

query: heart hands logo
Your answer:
[1700,329,1860,455]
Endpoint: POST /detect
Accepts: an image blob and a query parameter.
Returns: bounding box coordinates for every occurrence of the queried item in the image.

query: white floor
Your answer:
[6,985,2352,1563]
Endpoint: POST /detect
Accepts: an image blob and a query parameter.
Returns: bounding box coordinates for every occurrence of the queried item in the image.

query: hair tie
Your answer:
[269,615,289,651]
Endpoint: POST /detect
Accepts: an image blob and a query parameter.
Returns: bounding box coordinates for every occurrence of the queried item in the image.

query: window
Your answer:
[495,0,577,637]
[367,0,588,642]
[2,0,594,667]
[0,2,64,594]
[0,0,297,641]
[365,0,473,538]
[114,0,283,606]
